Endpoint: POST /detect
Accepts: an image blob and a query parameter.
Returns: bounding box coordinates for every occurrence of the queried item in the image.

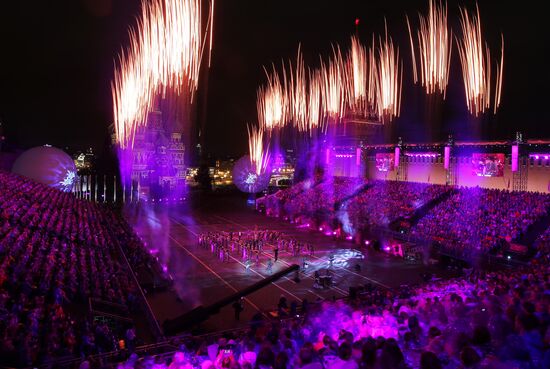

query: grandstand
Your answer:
[0,171,164,367]
[3,165,550,368]
[259,176,550,263]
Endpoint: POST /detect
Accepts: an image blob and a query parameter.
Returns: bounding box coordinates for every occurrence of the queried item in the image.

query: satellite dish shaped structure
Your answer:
[232,155,271,193]
[12,145,77,192]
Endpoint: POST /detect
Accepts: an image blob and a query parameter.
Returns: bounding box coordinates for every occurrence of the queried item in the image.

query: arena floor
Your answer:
[126,192,457,335]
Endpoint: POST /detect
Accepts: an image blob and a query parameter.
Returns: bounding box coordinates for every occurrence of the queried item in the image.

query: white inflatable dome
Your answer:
[12,146,77,192]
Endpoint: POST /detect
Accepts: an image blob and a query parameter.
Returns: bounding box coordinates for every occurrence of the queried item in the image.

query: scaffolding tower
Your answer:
[512,132,528,192]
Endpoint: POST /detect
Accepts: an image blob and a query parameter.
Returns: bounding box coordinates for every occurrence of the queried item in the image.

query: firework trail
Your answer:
[374,30,403,123]
[248,125,271,176]
[257,64,288,131]
[256,31,403,135]
[112,0,215,149]
[407,0,452,97]
[289,47,309,132]
[307,68,325,133]
[493,35,504,114]
[456,4,503,116]
[321,47,347,122]
[345,36,376,116]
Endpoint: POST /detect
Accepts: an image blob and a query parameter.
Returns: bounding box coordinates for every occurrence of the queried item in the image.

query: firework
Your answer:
[256,31,403,132]
[289,47,308,132]
[321,47,346,121]
[257,64,288,131]
[112,0,214,149]
[248,125,271,176]
[307,68,325,133]
[208,0,215,67]
[494,35,504,114]
[407,0,452,97]
[456,5,504,116]
[374,31,403,123]
[345,36,376,115]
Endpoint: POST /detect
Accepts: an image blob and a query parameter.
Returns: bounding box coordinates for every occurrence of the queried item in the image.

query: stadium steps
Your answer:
[334,182,374,210]
[392,187,458,229]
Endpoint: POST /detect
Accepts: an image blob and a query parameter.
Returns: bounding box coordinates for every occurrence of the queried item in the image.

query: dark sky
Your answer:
[0,0,549,159]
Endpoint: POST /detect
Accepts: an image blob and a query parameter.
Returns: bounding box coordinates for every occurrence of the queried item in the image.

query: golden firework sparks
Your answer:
[248,124,270,176]
[289,46,308,132]
[407,0,452,97]
[307,68,325,133]
[112,0,214,149]
[374,30,403,123]
[456,4,504,116]
[321,47,346,121]
[344,36,378,117]
[257,64,289,131]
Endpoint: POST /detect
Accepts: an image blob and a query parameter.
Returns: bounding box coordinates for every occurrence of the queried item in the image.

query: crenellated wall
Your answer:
[365,155,550,193]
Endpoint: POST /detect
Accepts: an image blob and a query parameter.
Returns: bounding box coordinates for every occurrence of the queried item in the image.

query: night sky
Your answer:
[0,0,549,159]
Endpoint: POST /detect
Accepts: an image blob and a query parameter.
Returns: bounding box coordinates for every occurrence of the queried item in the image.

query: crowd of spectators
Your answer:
[286,177,367,225]
[4,170,550,368]
[258,180,318,218]
[534,226,550,258]
[260,178,550,257]
[111,258,550,369]
[411,187,550,255]
[260,179,447,230]
[0,171,154,366]
[344,182,449,230]
[258,177,367,225]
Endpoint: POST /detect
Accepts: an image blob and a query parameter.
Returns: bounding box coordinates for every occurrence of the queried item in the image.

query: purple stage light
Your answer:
[405,152,439,158]
[511,145,519,172]
[529,153,550,160]
[444,146,451,169]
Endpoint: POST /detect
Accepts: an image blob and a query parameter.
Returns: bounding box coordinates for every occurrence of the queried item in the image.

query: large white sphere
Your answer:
[232,155,271,193]
[12,146,77,192]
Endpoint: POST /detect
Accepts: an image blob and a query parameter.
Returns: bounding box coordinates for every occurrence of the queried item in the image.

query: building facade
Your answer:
[130,109,186,199]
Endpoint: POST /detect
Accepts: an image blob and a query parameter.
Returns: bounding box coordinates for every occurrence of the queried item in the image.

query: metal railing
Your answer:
[116,240,164,340]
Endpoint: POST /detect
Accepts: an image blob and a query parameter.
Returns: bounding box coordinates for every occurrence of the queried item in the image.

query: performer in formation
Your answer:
[198,229,314,268]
